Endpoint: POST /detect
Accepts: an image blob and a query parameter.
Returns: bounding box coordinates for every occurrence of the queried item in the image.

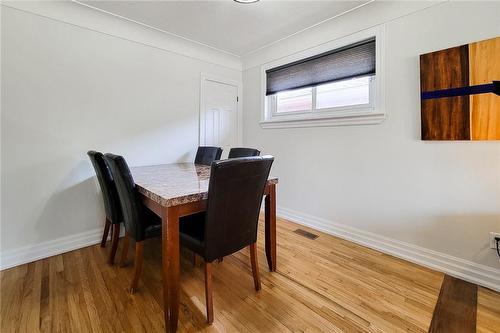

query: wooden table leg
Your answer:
[162,206,180,333]
[264,183,277,272]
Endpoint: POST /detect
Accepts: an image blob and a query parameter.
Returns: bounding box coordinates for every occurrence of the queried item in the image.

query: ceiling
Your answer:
[78,0,371,56]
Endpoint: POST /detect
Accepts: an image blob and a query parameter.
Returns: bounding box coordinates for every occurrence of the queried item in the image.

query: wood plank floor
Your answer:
[1,217,499,332]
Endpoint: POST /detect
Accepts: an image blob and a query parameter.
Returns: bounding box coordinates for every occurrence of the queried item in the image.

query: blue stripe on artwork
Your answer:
[421,83,496,100]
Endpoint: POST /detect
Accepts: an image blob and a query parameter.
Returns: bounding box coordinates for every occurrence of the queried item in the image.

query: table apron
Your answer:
[140,182,275,216]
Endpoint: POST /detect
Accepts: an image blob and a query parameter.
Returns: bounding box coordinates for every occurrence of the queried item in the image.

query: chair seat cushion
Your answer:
[144,223,162,239]
[179,212,206,256]
[142,208,162,240]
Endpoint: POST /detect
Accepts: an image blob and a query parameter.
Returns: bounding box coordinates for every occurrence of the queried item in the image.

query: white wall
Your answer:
[0,3,241,268]
[242,1,500,288]
[2,0,499,291]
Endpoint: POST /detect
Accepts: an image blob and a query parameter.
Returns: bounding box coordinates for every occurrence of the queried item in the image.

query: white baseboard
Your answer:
[0,226,124,271]
[3,209,499,292]
[278,206,500,292]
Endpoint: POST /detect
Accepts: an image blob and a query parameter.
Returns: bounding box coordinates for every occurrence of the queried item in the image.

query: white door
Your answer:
[200,76,240,159]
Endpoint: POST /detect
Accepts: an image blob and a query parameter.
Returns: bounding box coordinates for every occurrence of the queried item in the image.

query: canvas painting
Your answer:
[420,36,499,140]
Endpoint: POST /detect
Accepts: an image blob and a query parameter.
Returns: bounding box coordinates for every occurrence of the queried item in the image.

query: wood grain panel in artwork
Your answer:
[428,274,477,333]
[420,45,470,140]
[469,37,500,140]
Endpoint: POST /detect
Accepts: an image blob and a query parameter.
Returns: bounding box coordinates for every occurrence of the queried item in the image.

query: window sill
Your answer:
[260,112,386,129]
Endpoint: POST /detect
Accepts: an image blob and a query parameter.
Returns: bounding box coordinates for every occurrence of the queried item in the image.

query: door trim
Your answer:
[199,73,243,148]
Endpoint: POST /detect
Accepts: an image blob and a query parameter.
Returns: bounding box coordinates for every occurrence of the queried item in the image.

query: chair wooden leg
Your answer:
[119,232,130,267]
[130,241,144,294]
[205,262,214,324]
[108,223,120,265]
[100,218,111,247]
[249,243,261,291]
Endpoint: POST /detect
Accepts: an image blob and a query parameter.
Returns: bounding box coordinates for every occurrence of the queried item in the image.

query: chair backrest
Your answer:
[204,156,274,262]
[103,153,144,240]
[87,151,122,223]
[195,146,223,166]
[228,147,260,158]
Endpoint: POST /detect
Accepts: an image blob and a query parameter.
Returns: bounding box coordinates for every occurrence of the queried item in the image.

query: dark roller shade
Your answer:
[266,38,375,95]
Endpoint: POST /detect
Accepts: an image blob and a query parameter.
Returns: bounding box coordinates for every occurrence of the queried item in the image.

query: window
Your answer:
[261,29,385,128]
[273,76,373,114]
[316,76,371,109]
[276,87,312,113]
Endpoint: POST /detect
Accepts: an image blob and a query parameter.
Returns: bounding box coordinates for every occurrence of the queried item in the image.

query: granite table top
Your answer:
[131,163,278,207]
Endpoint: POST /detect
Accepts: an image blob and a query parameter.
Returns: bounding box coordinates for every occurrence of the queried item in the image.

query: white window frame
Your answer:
[260,26,386,129]
[268,76,375,117]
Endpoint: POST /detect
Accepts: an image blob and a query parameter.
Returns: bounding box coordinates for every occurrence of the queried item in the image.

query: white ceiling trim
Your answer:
[2,0,242,71]
[74,0,375,58]
[4,0,380,72]
[73,0,241,59]
[241,0,375,57]
[242,0,446,70]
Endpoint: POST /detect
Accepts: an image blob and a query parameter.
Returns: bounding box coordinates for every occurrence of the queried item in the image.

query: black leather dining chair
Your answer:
[194,146,223,166]
[104,153,162,293]
[87,151,123,264]
[179,156,274,324]
[228,147,260,158]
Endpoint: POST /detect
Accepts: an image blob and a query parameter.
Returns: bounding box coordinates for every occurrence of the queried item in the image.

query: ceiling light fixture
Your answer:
[234,0,260,4]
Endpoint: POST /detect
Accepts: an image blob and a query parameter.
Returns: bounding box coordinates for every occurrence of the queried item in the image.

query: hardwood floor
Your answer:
[1,216,499,332]
[478,286,500,333]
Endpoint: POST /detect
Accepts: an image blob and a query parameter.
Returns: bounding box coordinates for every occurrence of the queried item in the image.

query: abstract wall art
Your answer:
[420,36,499,140]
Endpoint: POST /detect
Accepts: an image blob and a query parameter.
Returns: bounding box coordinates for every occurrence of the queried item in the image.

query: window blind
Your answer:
[266,38,376,96]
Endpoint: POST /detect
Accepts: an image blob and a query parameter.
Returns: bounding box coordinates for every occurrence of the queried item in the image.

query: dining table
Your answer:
[130,163,278,333]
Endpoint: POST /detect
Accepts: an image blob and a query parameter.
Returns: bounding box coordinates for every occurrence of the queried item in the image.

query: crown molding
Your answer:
[1,0,242,71]
[242,1,446,70]
[72,0,241,59]
[241,0,375,58]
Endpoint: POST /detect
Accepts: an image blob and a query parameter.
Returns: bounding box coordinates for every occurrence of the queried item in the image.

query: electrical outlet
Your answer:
[489,232,500,249]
